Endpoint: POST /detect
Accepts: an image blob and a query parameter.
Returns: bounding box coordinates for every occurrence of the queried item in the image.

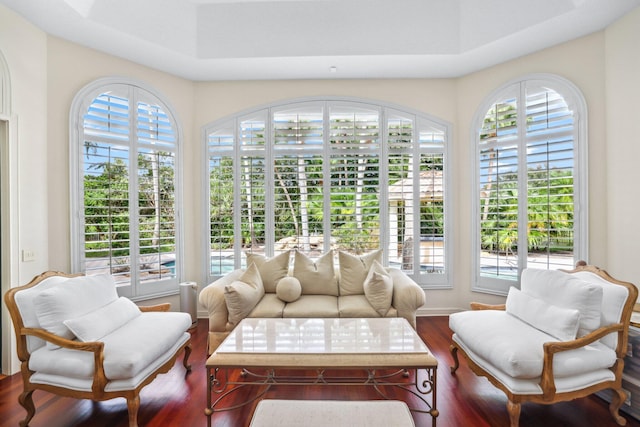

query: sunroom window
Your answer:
[473,75,587,295]
[70,80,182,299]
[205,99,451,289]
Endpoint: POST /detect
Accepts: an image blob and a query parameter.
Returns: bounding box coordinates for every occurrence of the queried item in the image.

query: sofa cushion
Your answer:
[64,297,141,342]
[33,274,119,349]
[449,309,617,379]
[29,311,192,380]
[276,276,302,302]
[246,251,291,293]
[339,295,397,318]
[363,260,393,316]
[282,295,340,318]
[505,287,580,341]
[224,263,265,326]
[521,268,603,337]
[293,251,339,296]
[338,249,383,296]
[249,293,286,318]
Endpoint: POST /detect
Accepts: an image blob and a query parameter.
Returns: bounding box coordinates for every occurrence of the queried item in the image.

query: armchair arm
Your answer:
[22,327,108,396]
[539,323,625,399]
[139,303,171,312]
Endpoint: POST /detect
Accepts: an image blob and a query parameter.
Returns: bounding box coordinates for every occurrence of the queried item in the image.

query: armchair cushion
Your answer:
[505,286,580,341]
[33,274,118,349]
[63,297,141,342]
[521,269,603,337]
[449,310,617,379]
[30,311,192,380]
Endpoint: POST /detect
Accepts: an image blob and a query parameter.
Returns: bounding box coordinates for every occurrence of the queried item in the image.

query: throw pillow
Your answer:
[521,268,603,337]
[33,274,119,349]
[63,296,141,342]
[338,249,383,296]
[292,250,339,296]
[363,260,393,316]
[506,286,580,341]
[246,250,291,293]
[276,276,302,302]
[224,263,265,326]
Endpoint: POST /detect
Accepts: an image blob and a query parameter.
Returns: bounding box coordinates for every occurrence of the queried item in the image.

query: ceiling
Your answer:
[2,0,639,81]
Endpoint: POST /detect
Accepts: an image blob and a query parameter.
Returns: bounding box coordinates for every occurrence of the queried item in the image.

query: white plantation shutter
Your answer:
[273,106,324,255]
[329,105,380,255]
[72,81,181,298]
[475,76,586,294]
[478,96,519,280]
[525,84,575,270]
[206,98,450,288]
[207,123,235,275]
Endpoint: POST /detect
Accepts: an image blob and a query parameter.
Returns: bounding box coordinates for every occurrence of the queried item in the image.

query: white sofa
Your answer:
[199,250,426,353]
[449,263,638,427]
[4,271,193,427]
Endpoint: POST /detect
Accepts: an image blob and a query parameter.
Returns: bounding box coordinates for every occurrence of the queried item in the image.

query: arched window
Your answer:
[204,98,451,289]
[473,75,587,295]
[70,78,183,299]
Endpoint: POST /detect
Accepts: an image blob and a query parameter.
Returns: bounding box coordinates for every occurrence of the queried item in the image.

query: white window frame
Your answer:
[202,97,452,289]
[70,77,184,300]
[471,74,588,295]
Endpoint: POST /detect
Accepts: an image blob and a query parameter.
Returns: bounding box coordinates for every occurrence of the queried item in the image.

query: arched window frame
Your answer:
[471,74,588,295]
[70,77,184,300]
[203,97,452,289]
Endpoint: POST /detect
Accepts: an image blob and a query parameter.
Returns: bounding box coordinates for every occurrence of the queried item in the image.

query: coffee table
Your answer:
[204,317,438,426]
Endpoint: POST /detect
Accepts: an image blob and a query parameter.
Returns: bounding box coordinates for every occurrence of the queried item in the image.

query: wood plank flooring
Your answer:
[1,316,638,427]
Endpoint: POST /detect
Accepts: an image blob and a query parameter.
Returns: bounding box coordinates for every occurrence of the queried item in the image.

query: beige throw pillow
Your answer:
[246,250,291,293]
[224,263,265,326]
[363,260,393,316]
[276,276,302,302]
[338,249,383,295]
[293,250,339,296]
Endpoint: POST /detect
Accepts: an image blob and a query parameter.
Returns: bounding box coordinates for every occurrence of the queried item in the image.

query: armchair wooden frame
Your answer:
[4,271,193,427]
[450,262,639,427]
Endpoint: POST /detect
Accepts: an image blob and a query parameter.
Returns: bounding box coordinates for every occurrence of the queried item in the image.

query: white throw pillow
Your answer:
[246,251,291,293]
[521,268,603,337]
[224,263,265,326]
[338,249,383,296]
[363,260,393,316]
[63,297,141,342]
[292,251,339,296]
[276,276,302,302]
[506,286,580,341]
[33,274,119,349]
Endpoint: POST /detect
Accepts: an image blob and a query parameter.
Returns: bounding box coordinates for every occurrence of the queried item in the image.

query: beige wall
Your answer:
[2,3,640,372]
[46,36,197,278]
[605,7,640,285]
[0,6,49,375]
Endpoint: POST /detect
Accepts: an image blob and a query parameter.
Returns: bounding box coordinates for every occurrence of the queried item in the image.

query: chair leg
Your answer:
[507,400,521,427]
[609,388,629,426]
[127,395,140,427]
[183,343,193,372]
[18,390,35,427]
[449,344,460,374]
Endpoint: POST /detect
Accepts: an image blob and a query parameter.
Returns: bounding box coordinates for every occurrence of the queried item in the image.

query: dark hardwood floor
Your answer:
[1,316,638,427]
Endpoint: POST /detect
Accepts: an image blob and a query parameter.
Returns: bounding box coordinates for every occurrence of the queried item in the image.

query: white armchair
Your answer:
[449,262,638,427]
[4,271,193,427]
